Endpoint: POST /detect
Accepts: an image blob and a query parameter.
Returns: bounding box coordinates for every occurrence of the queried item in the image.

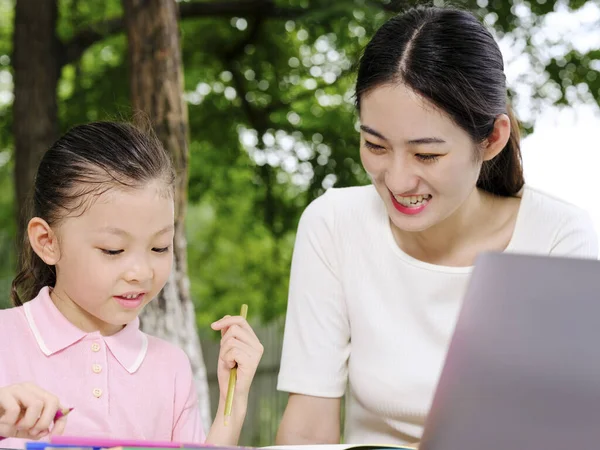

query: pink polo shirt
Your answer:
[0,287,205,449]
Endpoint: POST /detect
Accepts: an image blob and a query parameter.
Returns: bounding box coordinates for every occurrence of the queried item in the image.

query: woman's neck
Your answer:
[391,188,517,267]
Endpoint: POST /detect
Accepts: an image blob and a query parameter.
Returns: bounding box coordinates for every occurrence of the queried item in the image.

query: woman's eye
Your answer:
[416,154,441,162]
[364,141,386,153]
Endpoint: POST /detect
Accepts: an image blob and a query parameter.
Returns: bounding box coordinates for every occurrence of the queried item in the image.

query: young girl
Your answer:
[0,122,263,448]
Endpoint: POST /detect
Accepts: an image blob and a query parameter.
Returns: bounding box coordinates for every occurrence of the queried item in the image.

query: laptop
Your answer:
[419,251,600,450]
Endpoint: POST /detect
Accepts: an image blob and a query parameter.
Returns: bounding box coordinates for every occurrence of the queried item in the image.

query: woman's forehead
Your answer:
[359,84,465,143]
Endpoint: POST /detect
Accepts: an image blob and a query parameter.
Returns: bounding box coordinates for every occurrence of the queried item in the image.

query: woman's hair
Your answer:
[355,6,524,197]
[11,121,175,306]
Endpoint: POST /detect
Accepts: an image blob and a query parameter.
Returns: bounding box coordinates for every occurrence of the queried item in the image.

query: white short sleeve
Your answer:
[549,209,599,258]
[277,190,350,398]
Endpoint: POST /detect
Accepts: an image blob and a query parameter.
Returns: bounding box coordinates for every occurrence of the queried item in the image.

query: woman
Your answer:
[275,6,598,446]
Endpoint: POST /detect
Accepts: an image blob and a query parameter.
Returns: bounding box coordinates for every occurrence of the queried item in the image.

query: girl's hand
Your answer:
[211,314,264,404]
[0,383,68,439]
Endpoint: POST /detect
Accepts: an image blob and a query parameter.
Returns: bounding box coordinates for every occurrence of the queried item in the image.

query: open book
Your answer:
[262,445,417,450]
[24,438,417,450]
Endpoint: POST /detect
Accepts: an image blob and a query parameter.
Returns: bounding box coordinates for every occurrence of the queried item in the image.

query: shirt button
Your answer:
[91,343,101,352]
[92,364,102,374]
[92,388,103,398]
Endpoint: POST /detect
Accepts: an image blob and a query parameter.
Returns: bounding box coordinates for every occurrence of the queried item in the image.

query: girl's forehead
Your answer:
[94,180,173,202]
[59,184,175,237]
[59,178,173,213]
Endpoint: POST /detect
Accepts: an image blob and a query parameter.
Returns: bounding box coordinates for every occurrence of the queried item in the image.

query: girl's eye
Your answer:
[152,246,171,254]
[416,154,441,162]
[101,249,123,256]
[364,141,386,153]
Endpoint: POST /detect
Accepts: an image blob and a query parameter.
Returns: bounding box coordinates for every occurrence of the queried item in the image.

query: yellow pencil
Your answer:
[224,303,248,426]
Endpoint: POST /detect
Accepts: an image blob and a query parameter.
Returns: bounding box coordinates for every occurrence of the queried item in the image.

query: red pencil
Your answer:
[52,407,73,420]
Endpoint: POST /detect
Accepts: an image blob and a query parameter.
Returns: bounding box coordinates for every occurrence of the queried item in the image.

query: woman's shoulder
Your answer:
[317,184,380,204]
[514,185,598,257]
[301,184,384,225]
[521,185,592,224]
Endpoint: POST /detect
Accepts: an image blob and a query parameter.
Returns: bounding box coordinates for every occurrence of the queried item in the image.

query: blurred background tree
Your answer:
[0,0,598,444]
[3,0,599,320]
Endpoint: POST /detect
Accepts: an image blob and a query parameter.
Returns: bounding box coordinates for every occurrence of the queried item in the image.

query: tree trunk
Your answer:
[122,0,212,432]
[12,0,60,239]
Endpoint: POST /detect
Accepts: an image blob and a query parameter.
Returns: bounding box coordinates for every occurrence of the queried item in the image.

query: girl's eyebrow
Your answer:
[97,224,174,237]
[97,226,129,237]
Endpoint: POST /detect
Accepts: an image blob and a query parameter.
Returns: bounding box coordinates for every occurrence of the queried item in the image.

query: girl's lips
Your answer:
[114,293,145,309]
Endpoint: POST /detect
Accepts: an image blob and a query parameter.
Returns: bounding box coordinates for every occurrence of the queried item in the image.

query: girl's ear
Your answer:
[28,218,61,265]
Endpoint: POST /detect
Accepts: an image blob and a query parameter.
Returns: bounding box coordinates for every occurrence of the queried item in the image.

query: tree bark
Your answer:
[12,0,60,238]
[122,0,211,432]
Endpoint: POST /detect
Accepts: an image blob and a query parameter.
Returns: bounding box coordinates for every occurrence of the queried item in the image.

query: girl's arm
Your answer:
[206,315,264,446]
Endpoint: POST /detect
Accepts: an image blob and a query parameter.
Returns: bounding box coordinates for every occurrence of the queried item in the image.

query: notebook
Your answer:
[25,437,237,450]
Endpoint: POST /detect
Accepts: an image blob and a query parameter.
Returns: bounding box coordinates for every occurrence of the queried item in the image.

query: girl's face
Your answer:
[359,83,486,233]
[32,180,175,336]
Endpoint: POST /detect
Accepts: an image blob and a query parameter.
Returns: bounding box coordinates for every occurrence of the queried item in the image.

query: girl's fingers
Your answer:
[30,393,60,435]
[219,338,262,370]
[221,325,251,347]
[214,313,264,397]
[31,428,50,440]
[220,346,253,371]
[0,384,66,438]
[13,391,43,431]
[0,392,22,426]
[219,324,264,374]
[219,339,262,368]
[15,385,60,433]
[0,423,17,438]
[210,315,232,331]
[51,415,68,436]
[220,324,262,351]
[212,316,259,339]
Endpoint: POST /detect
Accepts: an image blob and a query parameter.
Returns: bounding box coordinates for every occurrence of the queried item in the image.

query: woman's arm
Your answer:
[276,190,351,444]
[276,394,342,445]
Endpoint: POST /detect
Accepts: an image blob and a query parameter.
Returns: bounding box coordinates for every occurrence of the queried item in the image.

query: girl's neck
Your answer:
[50,287,124,336]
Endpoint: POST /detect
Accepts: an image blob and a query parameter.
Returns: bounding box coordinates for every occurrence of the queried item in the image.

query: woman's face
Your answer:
[359,83,485,233]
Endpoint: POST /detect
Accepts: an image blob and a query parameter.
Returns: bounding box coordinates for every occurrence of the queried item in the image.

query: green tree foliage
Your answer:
[0,0,15,309]
[0,0,598,323]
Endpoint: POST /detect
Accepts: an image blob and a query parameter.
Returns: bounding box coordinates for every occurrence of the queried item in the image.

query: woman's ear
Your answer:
[28,218,61,265]
[482,114,511,161]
